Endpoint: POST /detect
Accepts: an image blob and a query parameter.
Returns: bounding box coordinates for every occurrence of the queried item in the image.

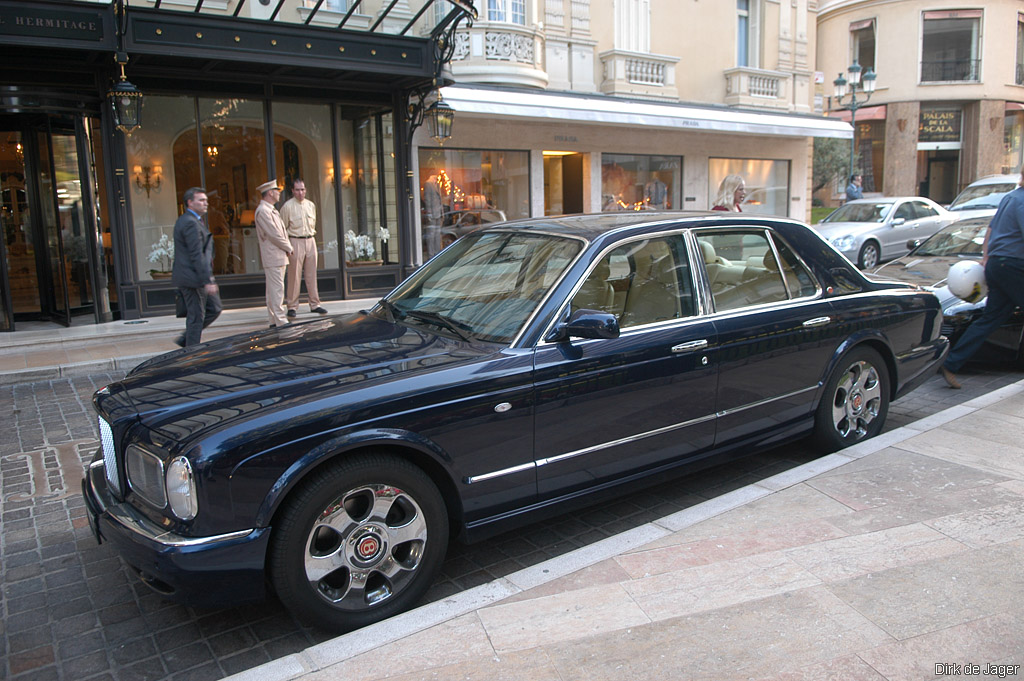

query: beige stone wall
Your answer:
[883,101,921,197]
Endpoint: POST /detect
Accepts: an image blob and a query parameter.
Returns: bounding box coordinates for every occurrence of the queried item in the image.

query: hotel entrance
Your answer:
[0,113,113,331]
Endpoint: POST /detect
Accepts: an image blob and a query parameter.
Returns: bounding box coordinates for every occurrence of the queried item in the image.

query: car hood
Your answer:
[813,221,877,240]
[97,312,499,434]
[946,207,997,221]
[869,255,979,311]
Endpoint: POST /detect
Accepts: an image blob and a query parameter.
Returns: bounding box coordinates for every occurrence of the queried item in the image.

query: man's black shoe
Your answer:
[173,334,186,348]
[311,307,328,315]
[269,324,277,329]
[287,309,297,318]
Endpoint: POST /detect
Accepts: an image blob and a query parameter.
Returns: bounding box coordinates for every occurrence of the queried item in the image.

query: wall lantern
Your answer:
[108,52,143,135]
[424,95,455,145]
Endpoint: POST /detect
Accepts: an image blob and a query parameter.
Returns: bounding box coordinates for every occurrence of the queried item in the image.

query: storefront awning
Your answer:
[826,105,887,123]
[441,85,853,139]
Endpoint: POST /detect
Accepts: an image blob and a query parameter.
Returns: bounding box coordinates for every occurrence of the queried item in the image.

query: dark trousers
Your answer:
[179,286,222,347]
[944,256,1024,372]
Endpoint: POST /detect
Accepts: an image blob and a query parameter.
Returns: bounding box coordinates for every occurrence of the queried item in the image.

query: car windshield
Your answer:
[914,220,988,256]
[821,202,892,224]
[384,231,583,343]
[948,183,1016,211]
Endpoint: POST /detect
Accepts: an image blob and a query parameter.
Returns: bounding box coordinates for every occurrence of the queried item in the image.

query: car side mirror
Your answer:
[545,309,620,342]
[906,238,921,251]
[891,217,906,226]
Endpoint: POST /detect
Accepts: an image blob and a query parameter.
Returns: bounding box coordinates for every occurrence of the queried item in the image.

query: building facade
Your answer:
[410,0,851,263]
[0,0,470,331]
[818,0,1024,204]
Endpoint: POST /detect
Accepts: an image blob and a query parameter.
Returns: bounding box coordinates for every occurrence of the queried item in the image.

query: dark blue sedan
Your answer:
[83,212,948,631]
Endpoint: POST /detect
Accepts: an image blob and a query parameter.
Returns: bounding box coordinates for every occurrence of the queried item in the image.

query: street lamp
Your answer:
[833,60,877,182]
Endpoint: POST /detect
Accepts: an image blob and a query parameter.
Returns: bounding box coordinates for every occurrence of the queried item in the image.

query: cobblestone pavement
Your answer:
[2,363,1023,681]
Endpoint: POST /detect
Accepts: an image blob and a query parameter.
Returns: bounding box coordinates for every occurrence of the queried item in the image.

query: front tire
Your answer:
[857,241,880,269]
[269,453,448,632]
[813,347,890,452]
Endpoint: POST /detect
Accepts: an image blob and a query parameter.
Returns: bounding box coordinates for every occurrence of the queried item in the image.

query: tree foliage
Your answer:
[813,138,851,194]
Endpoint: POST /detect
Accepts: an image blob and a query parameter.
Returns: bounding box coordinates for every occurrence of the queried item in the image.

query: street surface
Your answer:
[2,363,1022,681]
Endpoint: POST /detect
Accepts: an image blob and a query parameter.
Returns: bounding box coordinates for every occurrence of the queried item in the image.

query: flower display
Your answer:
[344,229,376,261]
[147,233,174,273]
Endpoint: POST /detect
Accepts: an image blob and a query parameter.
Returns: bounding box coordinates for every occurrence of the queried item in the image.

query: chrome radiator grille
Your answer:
[98,416,121,494]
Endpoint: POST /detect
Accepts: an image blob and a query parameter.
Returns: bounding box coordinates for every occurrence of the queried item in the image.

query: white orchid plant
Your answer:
[147,233,174,273]
[344,229,377,261]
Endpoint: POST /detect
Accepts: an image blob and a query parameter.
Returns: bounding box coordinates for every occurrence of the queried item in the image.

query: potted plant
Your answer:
[148,233,174,279]
[344,229,382,267]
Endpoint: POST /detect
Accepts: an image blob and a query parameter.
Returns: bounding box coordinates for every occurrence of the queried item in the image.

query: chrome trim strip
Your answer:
[715,385,818,418]
[465,461,536,484]
[536,412,717,468]
[89,460,254,548]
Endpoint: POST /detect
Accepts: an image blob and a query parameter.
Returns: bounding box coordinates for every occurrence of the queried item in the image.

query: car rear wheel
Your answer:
[813,347,889,452]
[269,453,448,632]
[857,241,880,269]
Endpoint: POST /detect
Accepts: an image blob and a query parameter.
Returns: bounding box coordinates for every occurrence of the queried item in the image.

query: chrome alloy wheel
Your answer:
[304,484,427,610]
[831,360,882,440]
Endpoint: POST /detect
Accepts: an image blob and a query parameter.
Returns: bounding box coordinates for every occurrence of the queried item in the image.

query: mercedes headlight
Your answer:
[831,235,856,252]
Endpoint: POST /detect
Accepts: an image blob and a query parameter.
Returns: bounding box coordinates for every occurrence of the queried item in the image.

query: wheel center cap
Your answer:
[850,391,864,414]
[350,526,387,566]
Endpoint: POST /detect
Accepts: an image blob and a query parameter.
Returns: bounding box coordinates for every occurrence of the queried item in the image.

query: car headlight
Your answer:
[167,457,198,520]
[831,235,856,251]
[126,444,167,509]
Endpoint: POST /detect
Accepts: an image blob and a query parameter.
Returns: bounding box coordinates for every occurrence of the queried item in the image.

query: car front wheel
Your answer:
[813,347,889,452]
[269,453,448,632]
[857,241,880,269]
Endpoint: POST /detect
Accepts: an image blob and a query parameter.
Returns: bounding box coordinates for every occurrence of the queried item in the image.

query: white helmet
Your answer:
[947,260,987,303]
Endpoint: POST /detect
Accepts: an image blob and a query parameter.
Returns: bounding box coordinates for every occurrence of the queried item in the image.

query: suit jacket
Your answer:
[171,209,215,288]
[255,200,292,268]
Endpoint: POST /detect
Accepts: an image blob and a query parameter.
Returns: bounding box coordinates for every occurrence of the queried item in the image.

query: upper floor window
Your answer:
[1016,13,1024,85]
[850,18,876,73]
[921,10,982,83]
[737,0,759,68]
[488,0,526,25]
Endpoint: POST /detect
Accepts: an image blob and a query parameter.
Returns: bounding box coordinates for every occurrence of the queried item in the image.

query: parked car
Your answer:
[814,196,954,269]
[946,174,1020,220]
[83,212,948,632]
[871,216,1024,367]
[440,208,507,247]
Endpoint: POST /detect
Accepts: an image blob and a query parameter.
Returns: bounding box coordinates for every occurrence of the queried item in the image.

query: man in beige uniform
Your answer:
[281,178,327,317]
[254,179,293,328]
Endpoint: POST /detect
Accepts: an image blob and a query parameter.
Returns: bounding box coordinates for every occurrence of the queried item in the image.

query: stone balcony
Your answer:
[598,49,680,100]
[723,67,793,111]
[450,22,548,89]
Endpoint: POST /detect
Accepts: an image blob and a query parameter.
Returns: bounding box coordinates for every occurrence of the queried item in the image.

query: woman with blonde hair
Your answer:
[712,174,746,212]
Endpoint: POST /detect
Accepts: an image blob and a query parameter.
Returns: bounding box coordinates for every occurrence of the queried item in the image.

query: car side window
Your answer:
[696,230,788,312]
[771,236,818,298]
[912,201,937,218]
[894,203,915,221]
[571,235,695,328]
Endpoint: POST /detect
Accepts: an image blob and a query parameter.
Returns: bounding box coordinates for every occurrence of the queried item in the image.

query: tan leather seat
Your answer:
[621,246,683,326]
[572,258,616,313]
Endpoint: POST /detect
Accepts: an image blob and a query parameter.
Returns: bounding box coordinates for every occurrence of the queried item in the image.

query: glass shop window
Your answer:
[601,154,682,213]
[708,158,790,217]
[418,148,530,261]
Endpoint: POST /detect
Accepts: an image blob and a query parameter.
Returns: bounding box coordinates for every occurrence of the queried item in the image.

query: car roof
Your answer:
[965,174,1020,187]
[478,211,803,241]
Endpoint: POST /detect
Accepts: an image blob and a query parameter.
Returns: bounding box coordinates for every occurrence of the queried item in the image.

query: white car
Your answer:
[946,174,1020,220]
[814,196,954,269]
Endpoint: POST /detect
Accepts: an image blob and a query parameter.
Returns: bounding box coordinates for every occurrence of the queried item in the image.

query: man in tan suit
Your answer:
[254,179,293,328]
[281,178,327,318]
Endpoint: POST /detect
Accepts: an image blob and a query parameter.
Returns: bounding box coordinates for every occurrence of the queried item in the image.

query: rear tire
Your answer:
[269,453,448,632]
[813,347,890,452]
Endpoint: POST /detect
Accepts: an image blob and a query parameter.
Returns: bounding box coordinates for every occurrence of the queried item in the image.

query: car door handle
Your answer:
[672,339,709,353]
[802,316,831,328]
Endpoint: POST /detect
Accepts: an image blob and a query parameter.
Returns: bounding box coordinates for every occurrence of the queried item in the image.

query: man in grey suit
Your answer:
[171,187,221,347]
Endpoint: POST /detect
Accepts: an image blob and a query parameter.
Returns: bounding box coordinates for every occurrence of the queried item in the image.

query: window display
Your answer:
[708,158,790,216]
[601,154,681,212]
[418,148,529,260]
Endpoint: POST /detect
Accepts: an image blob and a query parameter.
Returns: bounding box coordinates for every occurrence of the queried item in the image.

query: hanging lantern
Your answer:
[107,53,143,135]
[425,96,454,145]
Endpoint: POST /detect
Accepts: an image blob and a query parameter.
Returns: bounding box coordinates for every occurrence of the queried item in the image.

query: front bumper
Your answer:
[82,453,271,606]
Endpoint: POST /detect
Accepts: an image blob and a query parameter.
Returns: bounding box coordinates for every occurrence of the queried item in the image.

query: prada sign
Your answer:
[0,5,104,42]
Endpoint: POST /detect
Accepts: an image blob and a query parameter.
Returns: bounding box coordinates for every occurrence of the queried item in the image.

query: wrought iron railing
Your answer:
[920,59,980,82]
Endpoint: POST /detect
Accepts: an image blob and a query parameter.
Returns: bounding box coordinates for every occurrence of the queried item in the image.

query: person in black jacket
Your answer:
[171,187,221,347]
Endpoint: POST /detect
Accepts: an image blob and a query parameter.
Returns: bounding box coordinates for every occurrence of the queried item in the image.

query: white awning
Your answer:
[441,85,853,139]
